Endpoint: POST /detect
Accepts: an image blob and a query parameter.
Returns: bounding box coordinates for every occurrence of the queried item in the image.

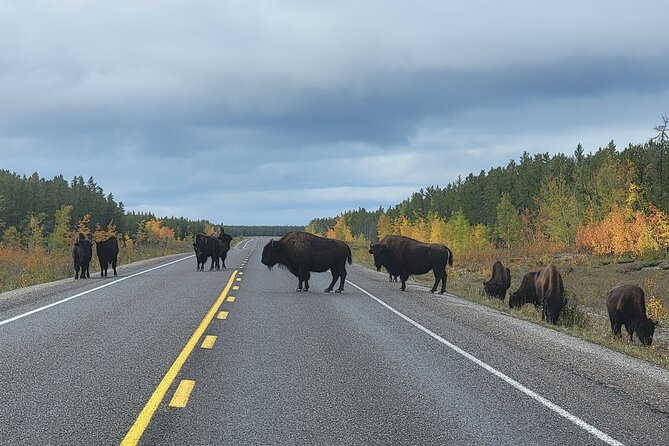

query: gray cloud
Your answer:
[1,1,669,225]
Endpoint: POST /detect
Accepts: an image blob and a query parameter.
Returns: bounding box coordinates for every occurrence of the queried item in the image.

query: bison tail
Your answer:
[447,247,454,267]
[347,245,353,265]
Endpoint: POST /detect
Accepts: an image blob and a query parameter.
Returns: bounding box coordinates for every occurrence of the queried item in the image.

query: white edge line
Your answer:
[0,255,195,327]
[346,279,625,446]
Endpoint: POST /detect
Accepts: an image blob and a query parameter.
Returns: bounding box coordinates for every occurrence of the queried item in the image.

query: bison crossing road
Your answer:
[193,232,234,271]
[261,231,352,292]
[368,235,454,294]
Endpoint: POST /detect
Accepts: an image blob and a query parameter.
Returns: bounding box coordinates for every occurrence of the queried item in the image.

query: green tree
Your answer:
[496,192,523,249]
[538,174,581,245]
[48,204,73,251]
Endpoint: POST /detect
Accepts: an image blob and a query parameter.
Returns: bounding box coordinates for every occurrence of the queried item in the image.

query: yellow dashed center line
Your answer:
[120,270,237,446]
[217,311,229,320]
[232,286,239,291]
[227,296,236,302]
[238,272,244,275]
[169,380,196,408]
[235,278,242,282]
[201,335,217,349]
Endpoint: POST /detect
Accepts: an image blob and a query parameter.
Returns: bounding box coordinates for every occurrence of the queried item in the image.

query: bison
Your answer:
[508,271,539,309]
[535,264,565,324]
[72,233,93,280]
[369,235,453,294]
[194,233,221,270]
[483,260,511,301]
[606,284,657,346]
[193,243,208,271]
[218,233,233,268]
[261,231,352,292]
[96,236,119,278]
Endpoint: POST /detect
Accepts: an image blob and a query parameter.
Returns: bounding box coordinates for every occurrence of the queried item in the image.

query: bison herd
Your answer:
[70,228,659,346]
[483,260,658,345]
[260,232,453,295]
[193,232,233,271]
[72,233,118,280]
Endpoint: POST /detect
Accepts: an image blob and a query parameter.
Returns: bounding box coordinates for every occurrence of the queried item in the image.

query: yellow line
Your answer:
[232,286,239,291]
[168,380,196,408]
[201,335,217,349]
[238,272,244,275]
[217,311,229,320]
[227,296,236,302]
[235,278,242,282]
[120,270,238,446]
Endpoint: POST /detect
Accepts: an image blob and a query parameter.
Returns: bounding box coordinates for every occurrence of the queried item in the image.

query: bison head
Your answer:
[218,233,233,251]
[261,239,279,270]
[637,318,658,346]
[368,242,388,271]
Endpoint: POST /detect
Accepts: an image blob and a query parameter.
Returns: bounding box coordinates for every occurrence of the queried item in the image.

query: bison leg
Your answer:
[297,266,310,292]
[324,270,337,293]
[440,270,447,295]
[400,272,409,291]
[112,259,117,276]
[335,267,347,293]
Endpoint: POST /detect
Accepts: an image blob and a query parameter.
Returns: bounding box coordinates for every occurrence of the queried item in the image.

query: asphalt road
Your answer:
[1,237,668,445]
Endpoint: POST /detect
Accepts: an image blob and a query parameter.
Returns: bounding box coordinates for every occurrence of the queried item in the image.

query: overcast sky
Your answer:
[1,1,668,225]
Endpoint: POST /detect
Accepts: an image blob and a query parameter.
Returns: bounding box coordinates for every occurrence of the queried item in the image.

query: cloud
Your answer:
[1,1,669,225]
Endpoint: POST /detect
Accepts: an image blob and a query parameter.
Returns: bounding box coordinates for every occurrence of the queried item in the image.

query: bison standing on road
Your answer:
[509,271,540,309]
[194,233,221,270]
[606,284,657,346]
[72,233,93,279]
[96,236,119,278]
[369,235,453,294]
[218,233,233,268]
[535,264,565,324]
[261,231,352,293]
[483,260,511,301]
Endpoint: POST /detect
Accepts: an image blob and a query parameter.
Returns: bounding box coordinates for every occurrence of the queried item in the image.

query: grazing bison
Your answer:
[606,284,657,346]
[96,236,119,278]
[483,260,511,301]
[72,233,93,279]
[535,264,565,324]
[369,235,453,294]
[261,231,352,292]
[194,233,221,270]
[509,271,539,309]
[218,233,233,268]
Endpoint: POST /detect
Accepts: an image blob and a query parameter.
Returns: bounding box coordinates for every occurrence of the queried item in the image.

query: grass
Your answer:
[0,241,193,293]
[348,239,669,370]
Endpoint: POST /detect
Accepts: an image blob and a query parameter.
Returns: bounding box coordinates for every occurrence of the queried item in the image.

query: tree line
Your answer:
[307,117,669,259]
[0,170,301,246]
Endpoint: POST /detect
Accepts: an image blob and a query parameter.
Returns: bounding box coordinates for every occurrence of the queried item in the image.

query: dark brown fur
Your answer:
[261,231,352,292]
[483,260,511,301]
[509,271,539,309]
[369,235,453,294]
[535,264,565,324]
[96,236,118,278]
[606,284,657,345]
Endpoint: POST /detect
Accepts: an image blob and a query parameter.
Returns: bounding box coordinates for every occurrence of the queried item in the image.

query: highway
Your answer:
[0,237,668,445]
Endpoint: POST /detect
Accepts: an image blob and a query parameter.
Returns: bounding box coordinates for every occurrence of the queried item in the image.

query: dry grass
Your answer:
[0,241,193,293]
